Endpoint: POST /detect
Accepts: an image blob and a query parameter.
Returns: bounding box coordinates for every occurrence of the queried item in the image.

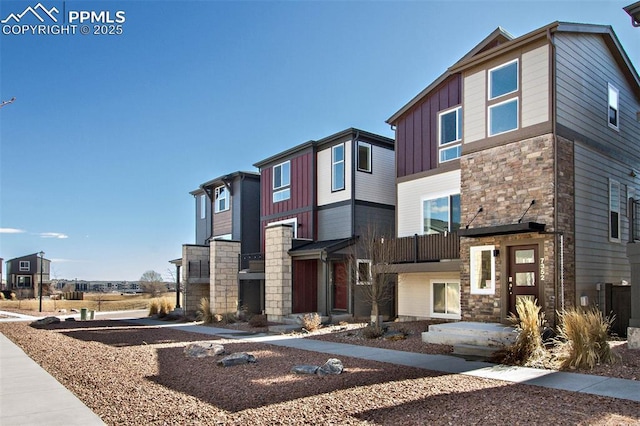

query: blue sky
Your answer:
[1,0,638,281]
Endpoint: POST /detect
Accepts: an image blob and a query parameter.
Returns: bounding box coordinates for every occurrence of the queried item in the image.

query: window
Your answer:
[470,246,495,294]
[423,194,461,234]
[273,161,291,202]
[332,144,345,191]
[268,217,298,238]
[610,178,621,242]
[357,259,371,284]
[17,276,32,288]
[19,261,30,271]
[608,83,619,130]
[214,186,229,212]
[431,281,460,319]
[357,141,372,172]
[488,59,519,136]
[199,194,206,219]
[438,107,462,162]
[489,98,518,136]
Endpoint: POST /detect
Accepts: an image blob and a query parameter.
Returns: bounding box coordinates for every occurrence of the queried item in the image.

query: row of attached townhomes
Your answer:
[174,21,640,337]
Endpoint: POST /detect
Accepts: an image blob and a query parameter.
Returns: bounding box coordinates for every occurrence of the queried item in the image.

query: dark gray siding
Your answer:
[239,176,261,254]
[354,203,395,240]
[194,192,211,246]
[318,204,352,240]
[555,33,640,164]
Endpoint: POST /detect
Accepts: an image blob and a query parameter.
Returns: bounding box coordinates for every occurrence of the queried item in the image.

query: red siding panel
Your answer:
[395,74,461,178]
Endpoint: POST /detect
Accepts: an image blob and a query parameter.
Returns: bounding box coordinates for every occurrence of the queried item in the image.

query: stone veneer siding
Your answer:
[181,244,210,316]
[460,133,574,325]
[264,224,293,322]
[210,239,240,313]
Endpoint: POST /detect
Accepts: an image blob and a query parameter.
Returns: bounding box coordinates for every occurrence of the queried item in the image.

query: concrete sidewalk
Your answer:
[0,312,639,426]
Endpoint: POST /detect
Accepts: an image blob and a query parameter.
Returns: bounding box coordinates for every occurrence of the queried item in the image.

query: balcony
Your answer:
[187,260,209,280]
[386,232,460,270]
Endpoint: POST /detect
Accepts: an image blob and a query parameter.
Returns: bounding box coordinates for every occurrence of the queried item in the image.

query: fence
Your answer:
[187,260,210,278]
[387,232,460,263]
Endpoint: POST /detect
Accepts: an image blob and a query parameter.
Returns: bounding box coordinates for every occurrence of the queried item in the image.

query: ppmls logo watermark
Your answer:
[1,2,126,36]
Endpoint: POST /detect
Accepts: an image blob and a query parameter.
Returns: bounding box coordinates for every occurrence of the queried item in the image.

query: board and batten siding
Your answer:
[260,151,314,217]
[396,170,461,238]
[397,271,460,319]
[521,44,549,128]
[317,142,352,206]
[355,144,395,206]
[556,33,640,163]
[574,142,632,298]
[395,75,461,178]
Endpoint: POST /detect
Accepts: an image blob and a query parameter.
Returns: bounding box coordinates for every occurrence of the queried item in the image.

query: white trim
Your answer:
[214,185,229,213]
[357,141,372,173]
[488,58,519,100]
[332,143,345,191]
[470,245,495,295]
[429,279,461,320]
[213,233,232,241]
[357,259,372,285]
[268,217,298,238]
[199,194,206,219]
[272,160,291,203]
[608,83,620,131]
[609,178,621,242]
[488,97,519,136]
[19,261,30,271]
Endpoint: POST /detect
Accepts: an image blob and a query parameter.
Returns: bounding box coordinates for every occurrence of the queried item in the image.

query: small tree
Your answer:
[139,270,166,297]
[350,224,396,333]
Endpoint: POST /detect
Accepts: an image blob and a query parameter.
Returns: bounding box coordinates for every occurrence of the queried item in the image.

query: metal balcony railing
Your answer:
[239,253,265,272]
[387,232,460,263]
[187,260,210,278]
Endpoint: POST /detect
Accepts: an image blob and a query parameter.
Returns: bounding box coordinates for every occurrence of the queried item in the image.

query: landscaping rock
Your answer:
[291,365,319,375]
[30,316,61,328]
[184,342,225,358]
[317,358,343,376]
[217,352,256,367]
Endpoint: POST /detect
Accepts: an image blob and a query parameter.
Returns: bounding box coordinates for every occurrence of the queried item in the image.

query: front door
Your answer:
[507,245,540,315]
[332,261,348,311]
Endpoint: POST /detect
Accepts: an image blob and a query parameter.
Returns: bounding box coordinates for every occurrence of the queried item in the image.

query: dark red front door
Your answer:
[293,260,317,313]
[333,261,348,311]
[508,245,540,315]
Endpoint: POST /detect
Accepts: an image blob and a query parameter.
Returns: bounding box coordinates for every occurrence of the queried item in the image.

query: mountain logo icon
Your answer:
[1,3,59,24]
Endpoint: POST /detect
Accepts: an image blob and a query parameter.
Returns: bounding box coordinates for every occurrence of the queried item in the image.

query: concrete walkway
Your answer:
[0,311,639,426]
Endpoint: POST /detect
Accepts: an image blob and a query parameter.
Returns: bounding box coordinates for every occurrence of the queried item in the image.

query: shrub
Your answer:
[361,325,385,339]
[301,313,322,332]
[10,292,17,301]
[148,297,175,317]
[217,312,236,324]
[249,314,268,328]
[148,299,160,316]
[556,307,617,370]
[495,298,546,366]
[197,298,214,324]
[0,292,4,300]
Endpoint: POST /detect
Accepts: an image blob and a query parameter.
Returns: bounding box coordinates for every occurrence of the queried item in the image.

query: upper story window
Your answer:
[423,194,460,235]
[273,160,291,203]
[214,186,229,213]
[19,261,30,271]
[332,144,345,192]
[438,106,462,163]
[610,178,621,242]
[199,194,206,219]
[488,59,519,136]
[357,259,372,284]
[357,141,372,173]
[608,83,619,130]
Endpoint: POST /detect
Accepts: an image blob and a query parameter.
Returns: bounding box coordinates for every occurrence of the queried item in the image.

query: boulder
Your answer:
[30,316,61,328]
[291,365,319,375]
[317,358,344,376]
[383,331,407,341]
[184,342,225,358]
[217,352,256,367]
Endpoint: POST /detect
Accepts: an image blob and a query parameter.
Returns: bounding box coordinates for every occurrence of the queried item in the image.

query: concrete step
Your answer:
[452,344,500,359]
[422,321,517,347]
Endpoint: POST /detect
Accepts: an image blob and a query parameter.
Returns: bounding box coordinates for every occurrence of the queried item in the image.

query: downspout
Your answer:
[548,28,562,326]
[351,130,360,316]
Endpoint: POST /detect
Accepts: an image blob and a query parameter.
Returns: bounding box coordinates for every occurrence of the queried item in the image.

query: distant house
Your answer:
[5,253,50,298]
[178,171,261,315]
[254,128,396,320]
[385,22,640,332]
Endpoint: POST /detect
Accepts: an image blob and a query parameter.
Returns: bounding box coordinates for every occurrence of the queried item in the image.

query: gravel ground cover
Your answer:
[1,319,639,425]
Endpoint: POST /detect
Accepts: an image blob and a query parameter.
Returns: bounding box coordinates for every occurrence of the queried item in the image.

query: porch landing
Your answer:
[423,321,517,349]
